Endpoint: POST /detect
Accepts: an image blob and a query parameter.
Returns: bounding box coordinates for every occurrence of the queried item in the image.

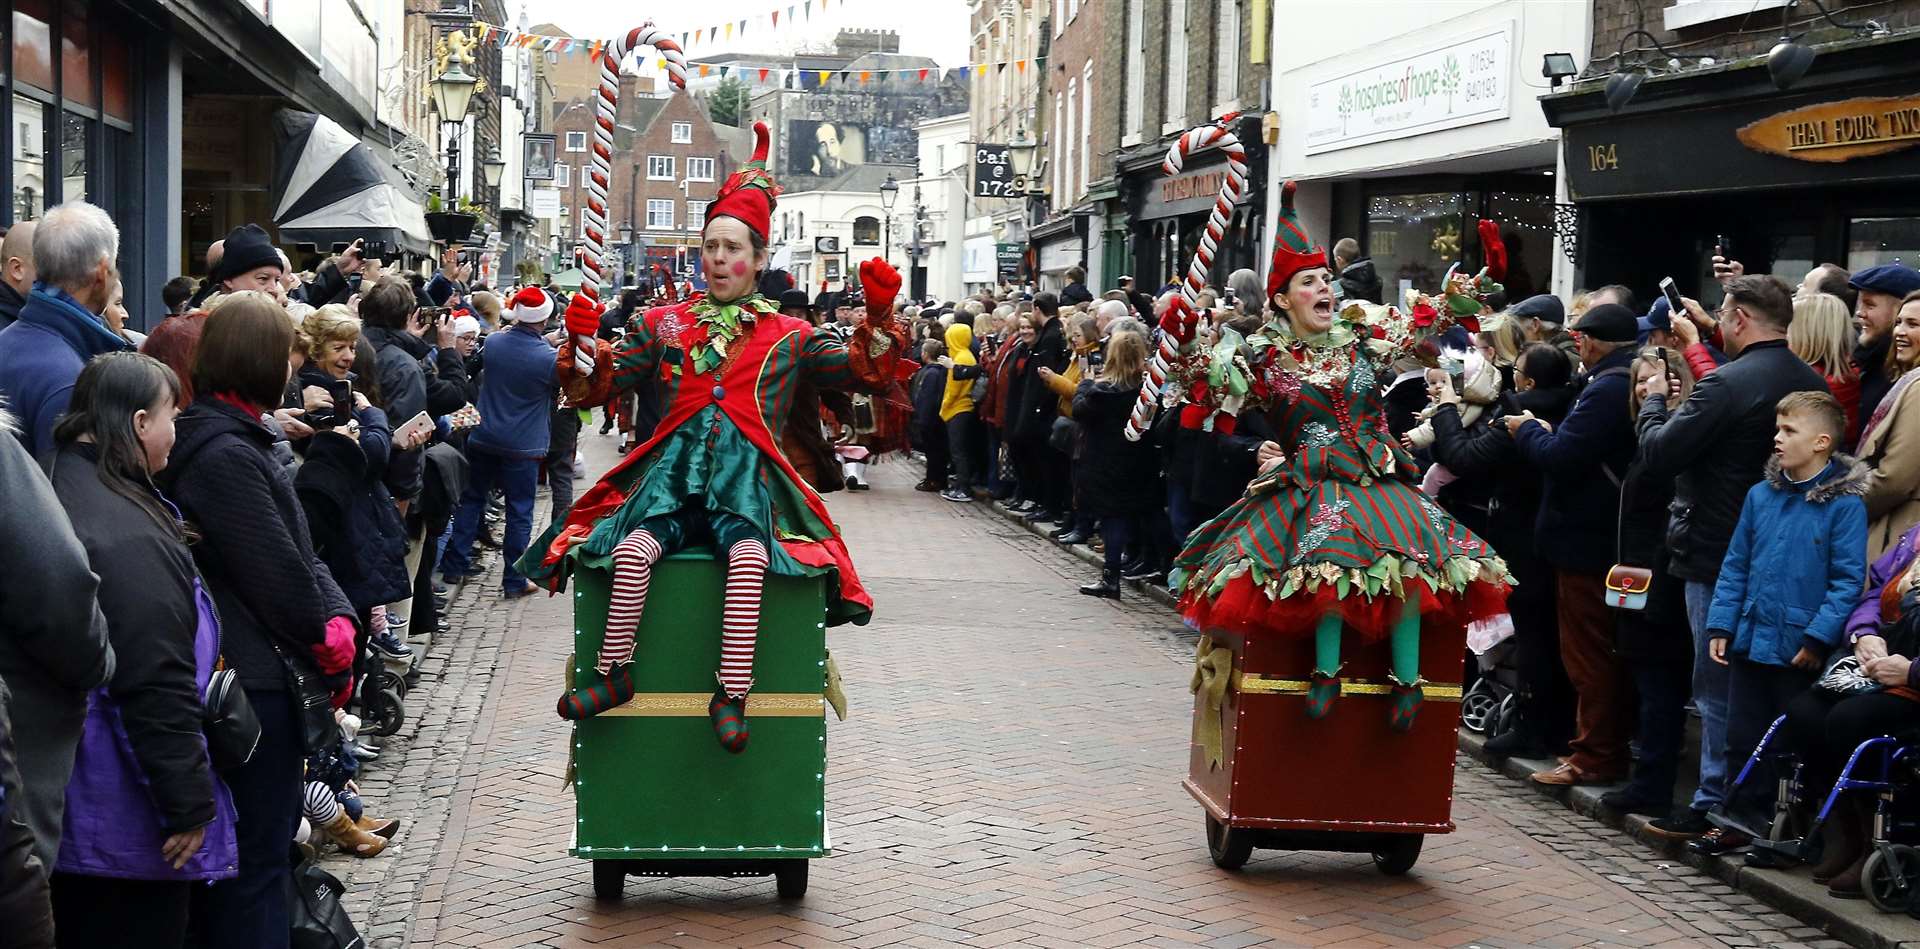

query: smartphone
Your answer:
[1714,234,1729,259]
[1656,346,1668,366]
[1660,276,1684,317]
[324,379,352,425]
[393,411,434,446]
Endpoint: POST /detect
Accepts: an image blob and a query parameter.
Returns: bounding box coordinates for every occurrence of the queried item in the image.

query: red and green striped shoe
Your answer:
[556,664,635,720]
[1388,680,1424,734]
[709,690,750,753]
[1306,670,1342,720]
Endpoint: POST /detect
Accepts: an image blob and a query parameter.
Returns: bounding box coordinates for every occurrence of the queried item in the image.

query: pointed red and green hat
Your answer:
[1265,180,1328,300]
[705,121,780,242]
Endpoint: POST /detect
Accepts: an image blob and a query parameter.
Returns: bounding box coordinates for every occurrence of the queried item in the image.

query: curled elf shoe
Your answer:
[709,690,750,753]
[1305,670,1342,720]
[1388,678,1425,733]
[556,663,636,720]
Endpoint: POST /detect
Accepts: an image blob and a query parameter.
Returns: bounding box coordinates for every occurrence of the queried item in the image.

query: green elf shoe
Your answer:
[1388,678,1425,734]
[709,690,750,754]
[556,663,635,720]
[1305,669,1342,720]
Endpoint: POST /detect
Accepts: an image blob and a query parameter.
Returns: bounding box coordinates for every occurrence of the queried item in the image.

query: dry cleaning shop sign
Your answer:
[1305,24,1513,155]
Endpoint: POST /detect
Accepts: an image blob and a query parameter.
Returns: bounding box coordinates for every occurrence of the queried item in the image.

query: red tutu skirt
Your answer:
[1177,572,1509,643]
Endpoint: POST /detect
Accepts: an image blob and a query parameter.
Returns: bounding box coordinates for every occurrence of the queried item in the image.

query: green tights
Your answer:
[1312,589,1423,684]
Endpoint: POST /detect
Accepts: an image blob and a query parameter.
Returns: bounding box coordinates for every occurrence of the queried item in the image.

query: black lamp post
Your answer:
[907,183,928,302]
[879,172,900,262]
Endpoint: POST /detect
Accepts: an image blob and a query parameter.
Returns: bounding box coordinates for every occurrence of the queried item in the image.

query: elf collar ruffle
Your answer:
[686,292,778,375]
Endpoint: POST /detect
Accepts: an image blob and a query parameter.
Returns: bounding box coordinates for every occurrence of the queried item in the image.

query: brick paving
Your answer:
[326,432,1857,948]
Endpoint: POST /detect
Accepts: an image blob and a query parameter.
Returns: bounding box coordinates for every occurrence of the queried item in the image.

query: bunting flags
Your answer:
[462,17,1044,82]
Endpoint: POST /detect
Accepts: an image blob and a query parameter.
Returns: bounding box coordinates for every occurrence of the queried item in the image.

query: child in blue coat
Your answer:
[1701,391,1869,850]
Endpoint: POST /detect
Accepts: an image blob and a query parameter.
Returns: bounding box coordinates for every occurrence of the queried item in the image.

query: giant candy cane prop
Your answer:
[575,24,689,373]
[1124,118,1248,441]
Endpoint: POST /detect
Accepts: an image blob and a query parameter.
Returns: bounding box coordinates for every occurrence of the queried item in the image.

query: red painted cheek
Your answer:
[730,261,747,276]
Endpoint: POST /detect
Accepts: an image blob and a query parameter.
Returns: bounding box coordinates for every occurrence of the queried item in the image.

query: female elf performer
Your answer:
[526,122,908,752]
[1171,183,1511,731]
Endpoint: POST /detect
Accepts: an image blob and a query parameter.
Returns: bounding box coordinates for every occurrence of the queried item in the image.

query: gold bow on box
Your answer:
[1189,635,1234,770]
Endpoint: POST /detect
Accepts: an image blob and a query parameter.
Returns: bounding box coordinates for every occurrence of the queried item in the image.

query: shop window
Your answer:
[102,33,132,123]
[1484,191,1555,301]
[14,0,53,93]
[1848,217,1920,271]
[12,95,47,220]
[62,3,95,109]
[1364,192,1466,301]
[853,216,880,245]
[61,111,86,202]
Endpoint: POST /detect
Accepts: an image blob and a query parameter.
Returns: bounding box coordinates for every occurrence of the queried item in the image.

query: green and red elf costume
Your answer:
[1170,187,1512,731]
[522,123,909,751]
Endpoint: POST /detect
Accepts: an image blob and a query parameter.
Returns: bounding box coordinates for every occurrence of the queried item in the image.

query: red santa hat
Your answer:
[703,122,779,243]
[510,286,554,324]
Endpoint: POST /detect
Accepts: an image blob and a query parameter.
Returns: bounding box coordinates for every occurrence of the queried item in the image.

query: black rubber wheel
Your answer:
[592,860,625,901]
[1372,834,1423,876]
[774,859,809,899]
[364,686,405,738]
[1459,682,1498,734]
[1206,815,1253,871]
[1864,844,1920,912]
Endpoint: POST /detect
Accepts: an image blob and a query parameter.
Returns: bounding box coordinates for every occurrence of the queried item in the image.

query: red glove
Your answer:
[1478,219,1507,282]
[1159,297,1198,344]
[310,615,356,676]
[563,293,605,339]
[859,258,902,320]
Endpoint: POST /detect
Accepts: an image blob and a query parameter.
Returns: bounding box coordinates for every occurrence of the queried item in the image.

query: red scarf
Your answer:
[209,391,267,422]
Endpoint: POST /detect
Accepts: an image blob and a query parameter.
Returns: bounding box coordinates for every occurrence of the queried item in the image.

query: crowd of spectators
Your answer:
[0,200,588,947]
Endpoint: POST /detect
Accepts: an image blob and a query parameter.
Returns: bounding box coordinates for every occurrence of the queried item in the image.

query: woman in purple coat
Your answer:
[44,353,236,948]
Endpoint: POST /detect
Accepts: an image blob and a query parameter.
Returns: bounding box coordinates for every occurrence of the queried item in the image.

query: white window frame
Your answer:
[1052,91,1064,203]
[646,198,675,230]
[1162,0,1189,135]
[1214,0,1241,115]
[1081,61,1094,195]
[1064,76,1078,203]
[559,208,572,233]
[686,200,709,230]
[670,121,693,143]
[554,163,571,188]
[647,155,675,181]
[564,131,587,152]
[687,157,716,182]
[579,207,591,235]
[1123,0,1146,146]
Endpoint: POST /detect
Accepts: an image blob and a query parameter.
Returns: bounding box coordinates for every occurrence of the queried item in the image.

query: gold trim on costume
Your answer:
[599,692,825,717]
[1234,673,1463,702]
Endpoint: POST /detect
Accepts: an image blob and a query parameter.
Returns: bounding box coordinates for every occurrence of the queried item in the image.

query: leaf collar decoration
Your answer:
[686,293,778,375]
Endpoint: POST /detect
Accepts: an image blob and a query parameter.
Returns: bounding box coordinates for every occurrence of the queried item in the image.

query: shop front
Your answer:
[1543,33,1920,303]
[1030,213,1085,294]
[1119,113,1269,297]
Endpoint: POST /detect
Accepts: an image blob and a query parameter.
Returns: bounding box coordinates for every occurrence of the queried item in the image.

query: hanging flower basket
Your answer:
[426,211,479,243]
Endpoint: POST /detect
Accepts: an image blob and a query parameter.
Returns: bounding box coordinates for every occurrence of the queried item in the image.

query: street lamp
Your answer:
[1007,126,1037,190]
[481,150,506,190]
[878,173,899,262]
[430,61,478,203]
[907,183,928,302]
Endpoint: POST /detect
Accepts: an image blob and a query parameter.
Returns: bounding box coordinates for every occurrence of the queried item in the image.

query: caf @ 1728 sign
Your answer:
[1737,94,1920,163]
[1305,23,1513,155]
[974,144,1013,198]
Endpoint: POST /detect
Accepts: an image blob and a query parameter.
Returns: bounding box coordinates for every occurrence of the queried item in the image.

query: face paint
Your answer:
[731,260,748,276]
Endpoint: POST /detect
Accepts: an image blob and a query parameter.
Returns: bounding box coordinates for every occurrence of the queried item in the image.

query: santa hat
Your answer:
[1265,180,1329,301]
[510,286,554,324]
[704,122,779,242]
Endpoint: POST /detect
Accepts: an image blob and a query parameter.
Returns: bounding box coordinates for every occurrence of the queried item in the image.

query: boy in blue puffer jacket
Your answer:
[1701,391,1868,851]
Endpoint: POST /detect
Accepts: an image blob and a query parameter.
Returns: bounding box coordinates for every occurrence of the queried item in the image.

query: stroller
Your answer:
[1720,714,1920,912]
[1460,612,1519,738]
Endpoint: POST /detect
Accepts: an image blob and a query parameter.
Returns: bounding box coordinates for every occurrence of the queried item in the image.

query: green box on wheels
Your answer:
[566,551,828,899]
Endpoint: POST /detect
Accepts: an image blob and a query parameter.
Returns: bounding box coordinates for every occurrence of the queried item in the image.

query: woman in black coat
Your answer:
[158,293,357,949]
[1071,331,1165,598]
[1428,342,1578,759]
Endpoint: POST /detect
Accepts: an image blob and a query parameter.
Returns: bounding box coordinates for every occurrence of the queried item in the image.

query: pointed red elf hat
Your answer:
[1265,180,1329,301]
[704,121,779,243]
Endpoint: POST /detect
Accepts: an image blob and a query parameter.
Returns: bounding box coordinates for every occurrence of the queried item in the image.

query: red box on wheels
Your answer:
[1185,622,1467,873]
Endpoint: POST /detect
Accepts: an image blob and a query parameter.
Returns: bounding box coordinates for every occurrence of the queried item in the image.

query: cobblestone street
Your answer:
[323,431,1855,948]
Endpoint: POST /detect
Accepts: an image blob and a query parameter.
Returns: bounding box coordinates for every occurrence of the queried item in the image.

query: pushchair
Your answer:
[1460,613,1519,737]
[1721,714,1920,911]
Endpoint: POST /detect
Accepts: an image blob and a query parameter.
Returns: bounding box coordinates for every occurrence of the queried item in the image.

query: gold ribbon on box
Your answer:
[1189,635,1234,770]
[600,693,825,717]
[1235,673,1464,701]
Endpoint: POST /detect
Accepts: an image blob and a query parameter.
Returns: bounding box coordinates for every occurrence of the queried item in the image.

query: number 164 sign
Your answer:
[974,145,1013,198]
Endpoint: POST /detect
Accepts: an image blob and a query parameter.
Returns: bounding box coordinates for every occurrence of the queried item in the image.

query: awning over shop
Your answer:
[550,267,586,291]
[271,109,433,256]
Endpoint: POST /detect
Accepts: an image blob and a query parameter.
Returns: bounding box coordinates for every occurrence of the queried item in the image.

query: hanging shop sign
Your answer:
[1737,94,1920,163]
[1305,23,1513,155]
[996,242,1024,275]
[527,188,561,218]
[973,144,1014,198]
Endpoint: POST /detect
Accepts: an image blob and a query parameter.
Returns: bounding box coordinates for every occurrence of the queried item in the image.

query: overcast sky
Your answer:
[518,0,972,79]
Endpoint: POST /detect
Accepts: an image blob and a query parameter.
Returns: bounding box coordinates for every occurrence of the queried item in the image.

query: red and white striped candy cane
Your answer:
[577,23,689,373]
[1124,117,1248,441]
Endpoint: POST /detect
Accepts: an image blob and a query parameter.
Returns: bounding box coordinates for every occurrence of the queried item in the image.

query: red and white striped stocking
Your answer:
[602,530,664,673]
[718,539,770,699]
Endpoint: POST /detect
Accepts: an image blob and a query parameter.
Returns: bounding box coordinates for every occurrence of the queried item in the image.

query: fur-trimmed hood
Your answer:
[1764,452,1870,503]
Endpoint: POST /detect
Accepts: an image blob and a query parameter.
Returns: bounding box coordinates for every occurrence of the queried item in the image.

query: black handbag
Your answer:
[1048,415,1079,455]
[288,844,364,949]
[268,638,339,755]
[202,667,261,772]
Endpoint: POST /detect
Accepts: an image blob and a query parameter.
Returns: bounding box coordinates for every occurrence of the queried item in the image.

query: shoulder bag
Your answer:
[202,666,261,772]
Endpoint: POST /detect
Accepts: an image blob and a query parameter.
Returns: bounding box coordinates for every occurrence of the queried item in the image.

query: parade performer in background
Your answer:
[825,285,915,491]
[522,122,906,752]
[1170,185,1511,731]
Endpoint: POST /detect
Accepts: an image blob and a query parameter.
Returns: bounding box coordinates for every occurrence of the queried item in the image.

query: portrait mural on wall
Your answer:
[789,121,867,177]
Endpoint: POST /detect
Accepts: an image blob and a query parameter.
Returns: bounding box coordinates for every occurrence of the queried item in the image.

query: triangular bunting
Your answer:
[859,71,870,83]
[719,65,731,77]
[699,64,711,77]
[772,10,779,27]
[739,19,747,36]
[758,67,770,81]
[725,22,733,39]
[817,70,830,85]
[975,64,987,76]
[1016,60,1027,73]
[918,68,929,82]
[804,0,812,17]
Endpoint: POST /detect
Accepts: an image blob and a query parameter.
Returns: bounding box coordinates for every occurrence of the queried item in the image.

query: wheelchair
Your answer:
[1719,714,1920,912]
